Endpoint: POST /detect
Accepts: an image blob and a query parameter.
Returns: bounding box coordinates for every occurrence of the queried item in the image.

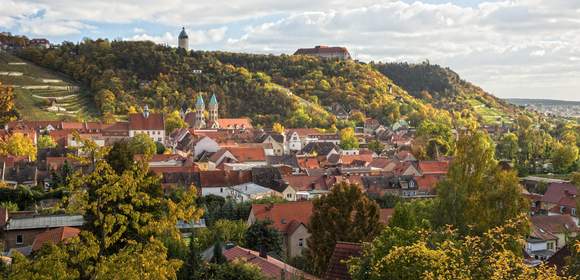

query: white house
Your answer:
[128,106,165,143]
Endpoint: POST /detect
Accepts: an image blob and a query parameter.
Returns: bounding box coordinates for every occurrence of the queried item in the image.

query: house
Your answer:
[2,213,84,252]
[190,136,220,158]
[418,161,449,176]
[286,129,319,152]
[368,158,398,173]
[224,246,318,280]
[294,45,351,60]
[248,201,313,258]
[282,174,333,199]
[362,175,419,197]
[197,170,253,196]
[301,142,339,160]
[526,225,559,261]
[31,226,80,252]
[540,183,577,221]
[530,215,578,251]
[324,242,362,280]
[266,155,300,173]
[128,106,165,143]
[259,133,286,156]
[228,182,279,202]
[363,118,381,135]
[216,118,253,130]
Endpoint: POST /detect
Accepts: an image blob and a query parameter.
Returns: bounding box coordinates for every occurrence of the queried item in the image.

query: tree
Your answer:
[434,130,529,237]
[183,232,202,280]
[339,127,359,150]
[497,132,519,161]
[389,199,434,230]
[416,119,453,159]
[348,216,563,280]
[244,220,283,258]
[37,135,57,150]
[165,110,187,134]
[199,260,267,280]
[367,140,384,155]
[8,244,79,280]
[104,140,135,174]
[212,237,226,264]
[0,201,18,212]
[306,182,381,276]
[128,133,157,158]
[0,133,37,161]
[0,82,18,125]
[272,122,285,134]
[551,142,579,173]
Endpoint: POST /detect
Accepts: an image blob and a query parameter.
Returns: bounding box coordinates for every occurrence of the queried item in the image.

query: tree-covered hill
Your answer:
[16,40,443,129]
[373,61,518,125]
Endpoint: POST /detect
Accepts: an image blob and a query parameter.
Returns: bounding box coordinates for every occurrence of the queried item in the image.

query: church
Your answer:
[184,93,252,130]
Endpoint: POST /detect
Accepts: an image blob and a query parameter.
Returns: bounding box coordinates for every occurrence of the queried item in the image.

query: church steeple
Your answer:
[208,93,219,128]
[193,93,206,129]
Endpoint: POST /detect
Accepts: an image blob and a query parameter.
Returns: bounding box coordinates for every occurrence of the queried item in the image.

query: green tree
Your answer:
[165,110,187,134]
[128,133,157,158]
[37,135,57,150]
[367,140,384,155]
[434,130,529,237]
[199,260,267,280]
[8,244,79,280]
[244,220,283,257]
[497,132,518,161]
[339,127,359,150]
[183,232,202,280]
[104,139,135,174]
[306,182,381,276]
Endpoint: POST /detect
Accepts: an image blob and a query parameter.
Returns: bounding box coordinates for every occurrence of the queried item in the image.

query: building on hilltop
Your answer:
[294,45,351,60]
[178,27,188,51]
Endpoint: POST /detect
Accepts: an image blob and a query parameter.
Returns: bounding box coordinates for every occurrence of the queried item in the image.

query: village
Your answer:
[0,90,577,278]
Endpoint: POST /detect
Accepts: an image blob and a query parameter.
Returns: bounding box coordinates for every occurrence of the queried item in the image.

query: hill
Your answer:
[0,52,98,120]
[372,62,518,125]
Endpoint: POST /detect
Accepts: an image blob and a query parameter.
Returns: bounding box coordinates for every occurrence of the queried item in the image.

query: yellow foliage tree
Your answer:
[0,133,37,161]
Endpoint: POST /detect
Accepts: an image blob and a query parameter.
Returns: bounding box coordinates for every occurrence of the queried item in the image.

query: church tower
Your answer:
[193,93,206,129]
[208,93,219,128]
[178,27,189,51]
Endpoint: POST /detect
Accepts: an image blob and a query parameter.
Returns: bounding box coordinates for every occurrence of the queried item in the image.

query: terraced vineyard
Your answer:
[0,52,98,120]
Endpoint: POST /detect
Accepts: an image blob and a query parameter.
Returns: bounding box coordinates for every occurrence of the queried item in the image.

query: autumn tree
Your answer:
[497,132,519,161]
[0,133,37,161]
[165,110,187,134]
[339,127,359,150]
[37,134,57,150]
[272,122,285,134]
[0,82,18,125]
[128,133,157,158]
[348,215,563,280]
[434,129,529,237]
[306,182,381,276]
[551,141,579,173]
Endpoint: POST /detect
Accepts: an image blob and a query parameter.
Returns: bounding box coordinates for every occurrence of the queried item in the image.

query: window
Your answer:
[572,208,577,216]
[286,193,292,199]
[220,188,223,193]
[547,242,554,250]
[16,234,23,244]
[298,238,304,247]
[281,219,287,224]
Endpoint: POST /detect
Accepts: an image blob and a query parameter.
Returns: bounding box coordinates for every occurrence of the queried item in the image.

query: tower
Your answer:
[193,93,206,129]
[208,93,219,128]
[178,27,189,51]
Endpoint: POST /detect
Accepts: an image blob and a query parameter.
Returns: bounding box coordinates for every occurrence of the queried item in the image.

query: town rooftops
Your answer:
[128,112,164,130]
[324,242,362,280]
[541,183,577,204]
[217,118,253,129]
[231,183,274,196]
[418,161,449,175]
[5,215,85,231]
[31,226,80,251]
[531,215,579,234]
[251,201,313,234]
[224,246,318,280]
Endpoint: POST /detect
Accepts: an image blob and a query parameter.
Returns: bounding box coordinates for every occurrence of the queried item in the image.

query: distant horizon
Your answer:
[2,0,579,102]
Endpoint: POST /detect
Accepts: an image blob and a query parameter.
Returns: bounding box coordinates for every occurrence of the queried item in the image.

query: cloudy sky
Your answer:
[2,0,579,101]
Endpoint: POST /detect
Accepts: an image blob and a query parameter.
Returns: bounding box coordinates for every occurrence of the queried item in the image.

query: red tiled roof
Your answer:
[368,158,396,170]
[128,113,164,130]
[340,153,373,166]
[227,146,266,162]
[542,183,577,204]
[287,128,320,137]
[149,166,197,175]
[298,157,320,169]
[324,242,362,280]
[282,174,329,191]
[199,170,252,187]
[217,118,253,129]
[418,161,449,175]
[224,246,318,280]
[379,208,395,225]
[31,226,80,251]
[414,174,442,193]
[531,215,579,235]
[251,201,313,234]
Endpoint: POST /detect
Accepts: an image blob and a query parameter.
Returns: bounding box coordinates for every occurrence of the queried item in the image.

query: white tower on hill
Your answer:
[178,27,189,51]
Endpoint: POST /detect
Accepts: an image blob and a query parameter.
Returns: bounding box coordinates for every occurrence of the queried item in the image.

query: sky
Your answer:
[2,0,580,101]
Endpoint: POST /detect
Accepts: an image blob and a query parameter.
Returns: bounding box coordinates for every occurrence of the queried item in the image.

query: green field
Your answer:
[0,52,99,121]
[466,98,512,125]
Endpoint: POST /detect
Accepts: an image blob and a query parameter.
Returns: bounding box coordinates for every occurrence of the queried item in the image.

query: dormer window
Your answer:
[281,219,286,224]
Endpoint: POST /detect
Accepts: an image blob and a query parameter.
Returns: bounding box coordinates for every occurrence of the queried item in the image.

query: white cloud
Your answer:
[2,0,580,100]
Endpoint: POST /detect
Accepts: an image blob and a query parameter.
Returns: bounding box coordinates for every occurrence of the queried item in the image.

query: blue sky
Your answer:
[2,0,580,101]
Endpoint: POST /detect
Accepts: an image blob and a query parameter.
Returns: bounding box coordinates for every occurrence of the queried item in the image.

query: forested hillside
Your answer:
[15,40,454,129]
[373,62,518,125]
